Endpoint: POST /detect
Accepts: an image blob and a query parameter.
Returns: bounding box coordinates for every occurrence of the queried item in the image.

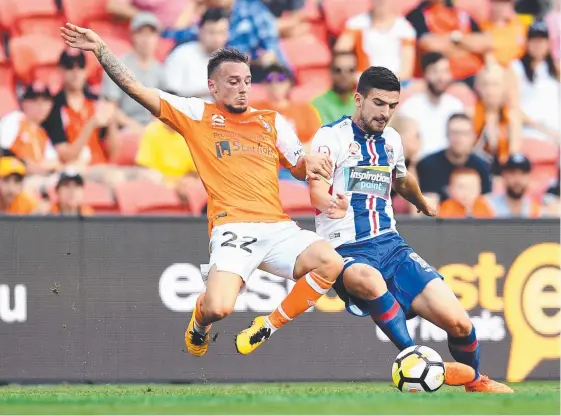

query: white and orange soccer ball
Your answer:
[391,345,445,393]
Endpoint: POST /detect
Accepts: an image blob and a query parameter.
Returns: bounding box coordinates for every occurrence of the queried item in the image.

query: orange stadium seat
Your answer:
[455,0,490,23]
[521,139,560,165]
[181,179,208,215]
[61,0,109,27]
[290,83,326,102]
[89,20,130,40]
[447,83,478,109]
[322,0,371,36]
[279,180,315,216]
[111,129,141,166]
[156,37,174,62]
[393,0,421,15]
[0,42,14,88]
[0,0,16,34]
[11,0,63,36]
[114,180,189,215]
[296,67,331,90]
[281,34,331,70]
[0,86,18,117]
[9,34,65,84]
[249,83,268,104]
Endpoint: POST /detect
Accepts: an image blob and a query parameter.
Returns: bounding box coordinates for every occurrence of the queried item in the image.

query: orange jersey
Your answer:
[0,192,38,215]
[0,111,58,164]
[157,92,304,233]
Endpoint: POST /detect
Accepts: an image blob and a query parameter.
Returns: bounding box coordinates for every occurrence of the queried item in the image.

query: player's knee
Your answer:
[345,265,386,299]
[445,315,473,338]
[318,250,344,282]
[203,300,235,322]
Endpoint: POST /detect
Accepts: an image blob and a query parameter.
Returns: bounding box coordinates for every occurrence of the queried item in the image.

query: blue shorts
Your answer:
[334,232,443,318]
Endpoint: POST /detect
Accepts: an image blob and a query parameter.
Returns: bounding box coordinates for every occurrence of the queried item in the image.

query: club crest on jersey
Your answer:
[211,114,225,128]
[258,115,272,133]
[385,144,394,164]
[349,141,361,157]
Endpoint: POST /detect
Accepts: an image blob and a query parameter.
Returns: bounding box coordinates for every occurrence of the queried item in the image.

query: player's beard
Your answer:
[224,104,248,114]
[358,113,386,135]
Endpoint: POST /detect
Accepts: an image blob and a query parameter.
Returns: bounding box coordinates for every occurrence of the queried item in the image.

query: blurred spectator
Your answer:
[163,0,284,81]
[102,13,167,130]
[312,52,358,124]
[390,115,421,174]
[482,0,528,67]
[439,167,494,218]
[106,0,186,29]
[542,172,560,217]
[42,50,117,168]
[135,118,197,183]
[253,64,322,150]
[545,0,560,61]
[335,0,416,81]
[49,171,94,216]
[164,8,230,101]
[510,21,560,141]
[473,64,522,170]
[261,0,309,38]
[486,154,541,217]
[417,113,492,201]
[0,157,38,215]
[399,53,465,158]
[405,0,492,85]
[0,83,60,175]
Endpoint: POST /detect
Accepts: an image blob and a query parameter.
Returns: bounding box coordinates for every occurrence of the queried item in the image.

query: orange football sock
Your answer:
[194,292,211,334]
[267,272,333,330]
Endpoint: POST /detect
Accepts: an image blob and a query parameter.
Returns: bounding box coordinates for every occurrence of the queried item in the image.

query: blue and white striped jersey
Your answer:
[312,116,407,248]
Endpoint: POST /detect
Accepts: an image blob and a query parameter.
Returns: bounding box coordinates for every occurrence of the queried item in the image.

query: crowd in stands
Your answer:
[0,0,559,219]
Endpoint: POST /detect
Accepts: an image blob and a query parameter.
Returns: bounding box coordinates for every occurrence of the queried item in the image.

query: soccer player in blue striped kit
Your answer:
[309,66,513,393]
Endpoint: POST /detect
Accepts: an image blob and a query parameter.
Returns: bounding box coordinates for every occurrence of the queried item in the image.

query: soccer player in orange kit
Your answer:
[61,23,344,357]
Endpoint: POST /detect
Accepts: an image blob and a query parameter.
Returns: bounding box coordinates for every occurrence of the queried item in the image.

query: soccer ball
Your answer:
[391,345,445,393]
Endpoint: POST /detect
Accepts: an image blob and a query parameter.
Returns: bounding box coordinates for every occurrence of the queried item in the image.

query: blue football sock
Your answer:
[448,325,481,381]
[366,291,414,351]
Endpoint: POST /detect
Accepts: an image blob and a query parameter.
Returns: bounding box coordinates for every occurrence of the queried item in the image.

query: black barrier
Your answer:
[0,217,559,383]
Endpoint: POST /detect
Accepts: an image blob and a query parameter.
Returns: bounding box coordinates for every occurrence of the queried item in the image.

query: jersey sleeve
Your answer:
[394,136,407,179]
[275,112,304,168]
[157,90,205,136]
[310,126,340,185]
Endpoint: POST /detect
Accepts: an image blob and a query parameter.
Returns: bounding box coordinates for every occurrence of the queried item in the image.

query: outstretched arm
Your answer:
[393,172,437,217]
[60,23,161,116]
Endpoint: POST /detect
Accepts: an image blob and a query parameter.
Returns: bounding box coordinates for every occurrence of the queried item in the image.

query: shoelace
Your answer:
[189,330,207,346]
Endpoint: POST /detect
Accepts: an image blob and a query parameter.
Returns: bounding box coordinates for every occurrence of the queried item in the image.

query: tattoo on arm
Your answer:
[95,42,140,100]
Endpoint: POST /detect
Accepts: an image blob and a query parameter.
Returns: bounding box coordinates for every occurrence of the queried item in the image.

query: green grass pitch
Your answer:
[0,381,558,415]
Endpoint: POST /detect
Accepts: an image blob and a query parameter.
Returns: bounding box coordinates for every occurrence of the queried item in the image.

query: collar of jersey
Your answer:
[347,116,384,141]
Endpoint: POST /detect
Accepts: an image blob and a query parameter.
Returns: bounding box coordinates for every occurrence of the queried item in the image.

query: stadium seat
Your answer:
[9,34,65,84]
[181,178,208,215]
[61,0,109,27]
[0,0,16,34]
[279,180,315,216]
[393,0,421,15]
[156,38,174,62]
[11,0,63,36]
[521,139,560,165]
[249,84,269,104]
[0,42,14,88]
[455,0,490,23]
[290,83,327,102]
[114,180,189,215]
[295,67,331,91]
[0,86,18,117]
[322,0,371,36]
[111,129,141,166]
[89,20,130,40]
[281,34,331,70]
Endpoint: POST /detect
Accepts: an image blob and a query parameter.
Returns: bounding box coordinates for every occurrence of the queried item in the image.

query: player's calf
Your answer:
[344,264,414,351]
